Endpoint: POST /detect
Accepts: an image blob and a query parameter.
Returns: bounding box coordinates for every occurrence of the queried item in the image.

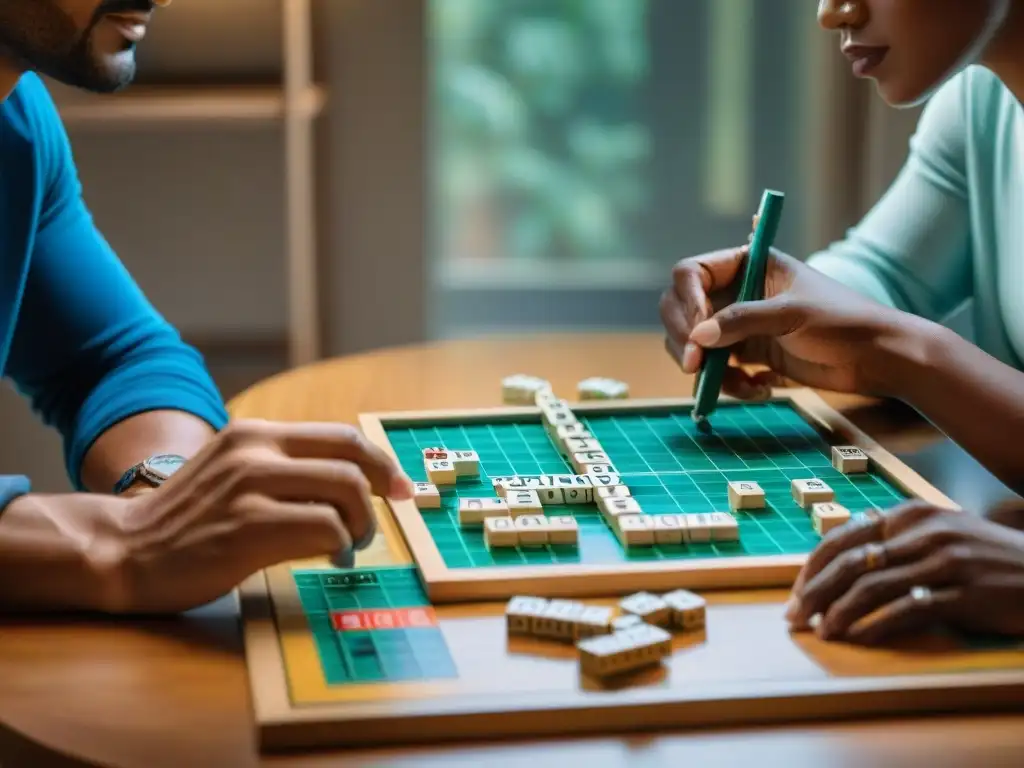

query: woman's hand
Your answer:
[785,500,1024,644]
[659,245,924,399]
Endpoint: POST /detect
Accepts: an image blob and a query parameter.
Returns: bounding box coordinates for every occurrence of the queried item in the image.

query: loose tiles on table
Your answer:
[504,596,612,641]
[505,596,549,635]
[611,614,645,632]
[662,589,706,630]
[501,374,552,405]
[619,591,672,627]
[577,623,672,679]
[577,377,629,400]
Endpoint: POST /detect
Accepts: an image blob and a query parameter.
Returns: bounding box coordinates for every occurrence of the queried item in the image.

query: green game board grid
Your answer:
[385,401,907,569]
[292,566,457,686]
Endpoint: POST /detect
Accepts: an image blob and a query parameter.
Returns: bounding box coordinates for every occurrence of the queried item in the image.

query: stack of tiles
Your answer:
[506,588,708,680]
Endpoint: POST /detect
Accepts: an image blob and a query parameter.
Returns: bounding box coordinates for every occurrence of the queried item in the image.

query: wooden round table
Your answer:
[2,333,1022,767]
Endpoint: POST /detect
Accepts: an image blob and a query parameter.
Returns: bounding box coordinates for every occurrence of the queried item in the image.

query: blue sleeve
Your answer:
[4,82,229,490]
[0,476,31,514]
[806,70,973,322]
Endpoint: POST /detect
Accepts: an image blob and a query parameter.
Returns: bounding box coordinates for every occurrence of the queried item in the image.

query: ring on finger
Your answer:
[909,585,933,607]
[863,507,887,535]
[864,541,888,572]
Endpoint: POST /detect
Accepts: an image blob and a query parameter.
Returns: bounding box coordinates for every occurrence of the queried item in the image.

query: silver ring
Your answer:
[910,585,933,607]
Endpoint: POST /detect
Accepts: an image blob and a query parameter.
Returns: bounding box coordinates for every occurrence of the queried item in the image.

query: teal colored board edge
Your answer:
[292,565,458,686]
[692,190,785,425]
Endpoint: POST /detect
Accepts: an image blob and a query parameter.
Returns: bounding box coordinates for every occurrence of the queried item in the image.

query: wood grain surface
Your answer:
[2,333,1022,767]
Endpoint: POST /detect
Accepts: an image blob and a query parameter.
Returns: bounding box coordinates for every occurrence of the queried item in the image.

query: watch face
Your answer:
[144,454,187,480]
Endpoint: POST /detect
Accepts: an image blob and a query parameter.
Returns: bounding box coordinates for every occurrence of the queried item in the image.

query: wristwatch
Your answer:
[113,453,188,495]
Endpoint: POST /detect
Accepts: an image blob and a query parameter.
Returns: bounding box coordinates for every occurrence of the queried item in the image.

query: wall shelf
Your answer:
[49,0,321,369]
[55,84,326,127]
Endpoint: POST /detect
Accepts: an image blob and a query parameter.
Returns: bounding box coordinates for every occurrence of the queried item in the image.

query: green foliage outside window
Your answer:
[432,0,652,264]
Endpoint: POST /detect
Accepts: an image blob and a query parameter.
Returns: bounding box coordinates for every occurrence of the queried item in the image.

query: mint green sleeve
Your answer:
[806,74,973,322]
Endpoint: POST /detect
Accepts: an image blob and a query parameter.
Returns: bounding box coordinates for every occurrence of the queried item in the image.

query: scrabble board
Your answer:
[241,389,1024,752]
[357,389,950,602]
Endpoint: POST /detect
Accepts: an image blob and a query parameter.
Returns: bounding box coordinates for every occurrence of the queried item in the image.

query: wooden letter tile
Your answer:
[577,377,629,400]
[812,502,852,536]
[617,515,656,547]
[506,489,543,517]
[514,514,549,546]
[682,513,712,542]
[662,589,706,630]
[546,515,580,544]
[596,485,631,500]
[458,497,508,527]
[832,445,869,474]
[484,516,519,548]
[413,482,441,509]
[652,514,686,544]
[600,496,643,521]
[425,459,456,485]
[537,487,566,505]
[492,476,525,497]
[450,450,480,477]
[707,512,740,542]
[587,473,622,489]
[534,599,587,641]
[506,595,548,636]
[571,451,611,473]
[501,374,552,405]
[619,591,672,626]
[727,480,765,510]
[574,605,615,639]
[792,478,835,508]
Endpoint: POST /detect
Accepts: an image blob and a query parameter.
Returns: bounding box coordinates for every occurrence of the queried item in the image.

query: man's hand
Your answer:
[785,501,1024,645]
[659,245,927,399]
[111,419,414,613]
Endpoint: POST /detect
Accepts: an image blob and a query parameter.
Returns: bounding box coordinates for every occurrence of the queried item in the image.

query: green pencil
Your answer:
[691,189,785,430]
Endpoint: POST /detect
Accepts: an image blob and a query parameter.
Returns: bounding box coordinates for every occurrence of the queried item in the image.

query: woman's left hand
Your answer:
[785,500,1024,645]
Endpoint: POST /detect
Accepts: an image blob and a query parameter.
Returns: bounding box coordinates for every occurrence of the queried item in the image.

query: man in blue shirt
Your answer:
[0,1,414,613]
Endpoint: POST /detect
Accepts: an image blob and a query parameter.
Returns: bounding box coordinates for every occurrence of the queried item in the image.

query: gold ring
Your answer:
[864,541,887,571]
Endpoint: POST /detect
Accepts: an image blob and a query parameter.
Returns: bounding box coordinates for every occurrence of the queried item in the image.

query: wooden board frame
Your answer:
[358,388,956,603]
[242,561,1024,751]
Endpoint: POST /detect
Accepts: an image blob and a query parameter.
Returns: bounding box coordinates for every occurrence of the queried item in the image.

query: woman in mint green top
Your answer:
[662,0,1024,645]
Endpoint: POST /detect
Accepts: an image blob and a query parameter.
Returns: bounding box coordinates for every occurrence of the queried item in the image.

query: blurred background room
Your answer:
[0,0,928,491]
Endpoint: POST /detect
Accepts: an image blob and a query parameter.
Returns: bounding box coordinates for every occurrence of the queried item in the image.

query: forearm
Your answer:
[80,410,217,494]
[879,318,1024,494]
[0,492,127,612]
